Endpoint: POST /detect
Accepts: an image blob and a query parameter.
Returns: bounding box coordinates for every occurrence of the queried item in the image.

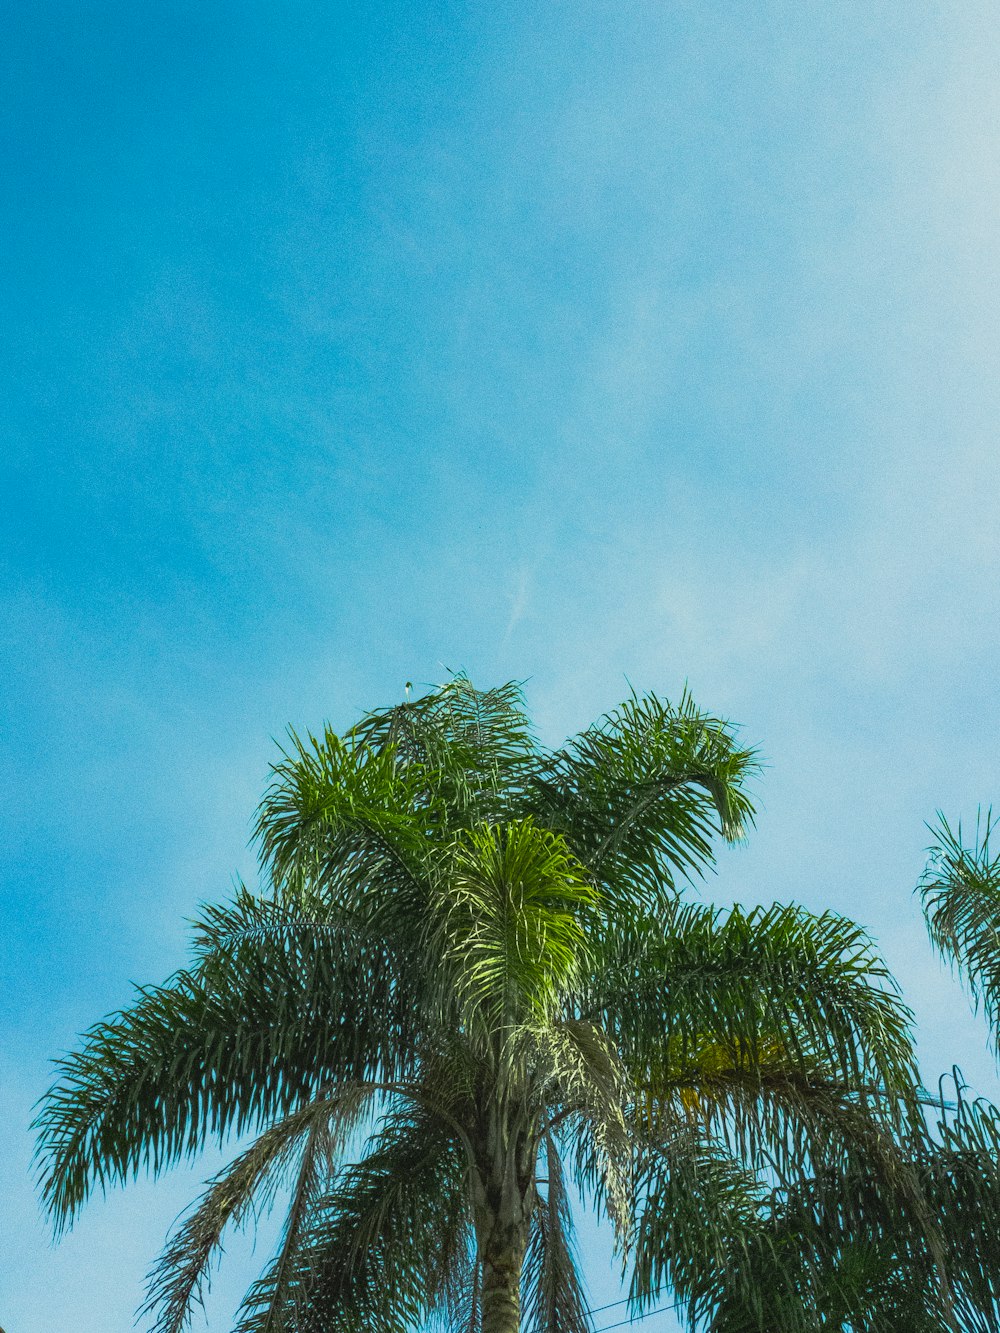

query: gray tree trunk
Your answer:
[471,1106,536,1333]
[478,1213,528,1333]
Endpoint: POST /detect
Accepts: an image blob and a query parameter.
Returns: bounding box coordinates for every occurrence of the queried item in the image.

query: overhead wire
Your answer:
[587,1296,634,1315]
[589,1295,686,1331]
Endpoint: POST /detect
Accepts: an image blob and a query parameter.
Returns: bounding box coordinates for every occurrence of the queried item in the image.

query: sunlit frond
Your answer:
[254,727,437,910]
[432,820,596,1043]
[535,1020,633,1242]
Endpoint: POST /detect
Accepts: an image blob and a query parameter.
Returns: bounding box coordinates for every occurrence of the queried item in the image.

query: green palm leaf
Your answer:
[920,810,1000,1060]
[432,820,596,1042]
[237,1104,471,1333]
[36,892,415,1225]
[142,1087,372,1333]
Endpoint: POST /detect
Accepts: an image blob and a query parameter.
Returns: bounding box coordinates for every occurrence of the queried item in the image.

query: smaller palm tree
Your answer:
[921,810,1000,1057]
[693,1080,1000,1331]
[696,812,1000,1332]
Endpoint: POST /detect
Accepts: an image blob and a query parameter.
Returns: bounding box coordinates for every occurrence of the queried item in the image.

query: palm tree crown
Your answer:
[921,811,1000,1059]
[36,679,1000,1331]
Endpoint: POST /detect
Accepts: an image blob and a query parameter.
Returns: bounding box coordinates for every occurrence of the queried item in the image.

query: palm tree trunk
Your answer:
[472,1101,535,1333]
[479,1215,527,1333]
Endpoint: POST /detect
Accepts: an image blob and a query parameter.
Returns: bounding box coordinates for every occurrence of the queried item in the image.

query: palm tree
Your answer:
[35,679,1000,1332]
[690,1080,1000,1332]
[920,810,1000,1059]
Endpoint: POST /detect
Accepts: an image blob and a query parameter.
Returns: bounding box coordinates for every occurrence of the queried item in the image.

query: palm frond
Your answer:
[594,901,917,1116]
[254,727,438,906]
[34,892,414,1228]
[142,1088,371,1333]
[432,820,597,1045]
[350,675,538,809]
[632,1120,928,1333]
[689,1086,1000,1333]
[918,1081,1000,1328]
[629,1123,767,1324]
[522,1137,591,1333]
[238,1102,471,1333]
[529,689,758,908]
[920,810,1000,1059]
[535,1020,633,1245]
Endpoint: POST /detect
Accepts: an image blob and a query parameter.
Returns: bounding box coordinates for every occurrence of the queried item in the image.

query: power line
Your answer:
[592,1295,688,1327]
[593,1300,684,1332]
[587,1293,683,1315]
[587,1296,635,1315]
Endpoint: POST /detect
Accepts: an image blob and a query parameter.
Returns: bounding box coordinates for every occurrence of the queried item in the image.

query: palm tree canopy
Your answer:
[920,810,1000,1059]
[36,678,1000,1332]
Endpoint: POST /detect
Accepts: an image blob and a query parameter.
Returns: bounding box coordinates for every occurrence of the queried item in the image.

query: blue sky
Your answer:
[3,1,1000,1328]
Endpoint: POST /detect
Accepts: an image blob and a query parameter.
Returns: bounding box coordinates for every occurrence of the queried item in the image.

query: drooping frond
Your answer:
[625,1073,983,1330]
[35,890,416,1228]
[522,1137,591,1333]
[633,1121,921,1333]
[592,901,917,1117]
[629,1122,767,1323]
[237,1102,472,1333]
[917,1081,1000,1329]
[191,887,422,1070]
[536,1020,633,1242]
[529,690,758,909]
[142,1088,371,1333]
[698,1089,1000,1332]
[920,810,1000,1059]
